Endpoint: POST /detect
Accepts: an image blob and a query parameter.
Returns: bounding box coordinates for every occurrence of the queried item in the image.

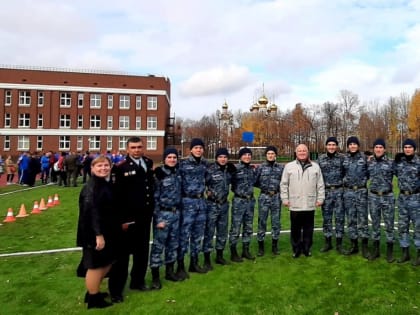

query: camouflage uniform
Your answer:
[229,162,256,247]
[149,165,182,268]
[255,161,284,242]
[178,155,208,259]
[367,155,395,242]
[394,155,420,250]
[317,152,345,239]
[203,162,232,253]
[343,150,369,256]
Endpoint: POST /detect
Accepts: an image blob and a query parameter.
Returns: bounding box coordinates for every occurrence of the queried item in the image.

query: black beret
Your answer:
[215,147,229,159]
[346,136,360,147]
[265,146,278,155]
[190,138,205,149]
[163,147,178,159]
[403,138,416,150]
[325,136,338,145]
[373,138,386,148]
[238,147,252,158]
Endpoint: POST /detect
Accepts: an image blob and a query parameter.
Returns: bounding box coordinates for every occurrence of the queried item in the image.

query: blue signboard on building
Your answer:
[242,131,254,143]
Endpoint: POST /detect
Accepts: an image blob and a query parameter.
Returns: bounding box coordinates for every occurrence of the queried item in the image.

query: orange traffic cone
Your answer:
[31,201,42,214]
[16,204,29,218]
[3,208,16,222]
[47,196,54,208]
[53,193,60,205]
[39,198,48,211]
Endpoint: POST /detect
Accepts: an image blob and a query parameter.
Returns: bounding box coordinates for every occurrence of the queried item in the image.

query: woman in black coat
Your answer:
[77,155,117,309]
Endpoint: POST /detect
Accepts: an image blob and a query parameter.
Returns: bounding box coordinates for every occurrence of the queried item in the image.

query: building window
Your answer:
[19,113,30,128]
[89,136,100,150]
[136,116,141,130]
[90,94,101,109]
[136,95,141,110]
[19,91,31,106]
[18,136,30,150]
[119,95,130,109]
[60,114,71,128]
[77,115,83,128]
[147,136,157,150]
[4,113,11,128]
[38,92,44,106]
[37,114,43,128]
[107,116,113,129]
[147,96,157,110]
[108,95,113,109]
[90,115,101,128]
[77,136,83,150]
[107,136,112,150]
[59,136,70,150]
[119,136,128,150]
[60,92,71,107]
[4,136,10,150]
[78,93,84,108]
[37,136,43,151]
[147,116,157,130]
[5,90,12,106]
[119,116,130,129]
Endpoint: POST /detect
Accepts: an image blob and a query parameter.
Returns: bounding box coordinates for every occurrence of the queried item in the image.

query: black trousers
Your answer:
[290,210,315,253]
[108,221,151,296]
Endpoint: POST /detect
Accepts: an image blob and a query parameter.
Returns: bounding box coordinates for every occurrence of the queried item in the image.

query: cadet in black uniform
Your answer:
[108,137,154,303]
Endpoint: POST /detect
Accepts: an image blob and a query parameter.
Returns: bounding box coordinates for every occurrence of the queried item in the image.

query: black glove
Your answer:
[154,167,166,180]
[394,152,404,163]
[226,162,236,174]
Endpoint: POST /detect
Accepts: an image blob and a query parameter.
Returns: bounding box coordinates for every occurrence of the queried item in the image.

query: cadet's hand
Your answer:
[316,201,323,207]
[283,201,290,207]
[157,221,166,229]
[96,235,105,251]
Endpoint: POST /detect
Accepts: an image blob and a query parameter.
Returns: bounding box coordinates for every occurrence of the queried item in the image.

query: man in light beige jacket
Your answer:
[280,144,325,258]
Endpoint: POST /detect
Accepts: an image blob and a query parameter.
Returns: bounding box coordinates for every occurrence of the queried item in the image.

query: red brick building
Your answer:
[0,65,175,161]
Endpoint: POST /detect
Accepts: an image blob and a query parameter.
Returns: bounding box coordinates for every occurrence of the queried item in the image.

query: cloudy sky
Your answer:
[1,0,419,119]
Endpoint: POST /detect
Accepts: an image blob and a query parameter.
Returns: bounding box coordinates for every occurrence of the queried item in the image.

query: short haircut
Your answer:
[91,155,112,167]
[126,136,142,146]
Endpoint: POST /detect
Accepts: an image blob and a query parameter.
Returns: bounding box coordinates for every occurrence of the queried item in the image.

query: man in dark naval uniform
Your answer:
[108,136,154,303]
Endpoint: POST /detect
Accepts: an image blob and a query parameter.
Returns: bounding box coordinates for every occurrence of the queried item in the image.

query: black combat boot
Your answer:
[320,237,333,253]
[188,255,207,273]
[165,262,179,282]
[84,291,108,303]
[150,267,162,290]
[175,258,189,281]
[87,292,113,309]
[242,243,255,260]
[368,240,380,260]
[397,247,410,263]
[336,237,346,255]
[203,252,213,271]
[361,238,369,259]
[230,245,243,263]
[215,249,227,265]
[386,242,395,263]
[258,241,265,256]
[272,239,279,255]
[345,238,359,255]
[413,249,420,266]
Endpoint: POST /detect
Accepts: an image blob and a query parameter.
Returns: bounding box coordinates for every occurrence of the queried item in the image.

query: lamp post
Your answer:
[181,139,184,159]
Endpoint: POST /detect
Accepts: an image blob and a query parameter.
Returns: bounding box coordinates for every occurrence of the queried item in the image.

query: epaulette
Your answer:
[115,160,127,167]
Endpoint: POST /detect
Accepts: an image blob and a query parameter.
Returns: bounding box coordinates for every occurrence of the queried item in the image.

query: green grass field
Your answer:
[0,182,418,315]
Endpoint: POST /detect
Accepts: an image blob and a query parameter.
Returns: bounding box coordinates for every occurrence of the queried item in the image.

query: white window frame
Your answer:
[4,113,11,128]
[147,116,157,130]
[18,135,30,150]
[90,94,101,109]
[19,91,31,106]
[89,136,100,150]
[107,116,113,129]
[59,136,70,150]
[78,93,84,108]
[77,115,83,129]
[119,95,130,109]
[60,92,72,107]
[60,114,71,128]
[107,136,112,150]
[4,135,10,150]
[5,90,12,106]
[119,136,129,150]
[136,95,141,110]
[147,96,157,110]
[119,116,130,129]
[77,136,83,151]
[37,136,43,151]
[37,114,43,128]
[37,91,44,107]
[19,113,30,128]
[90,115,101,128]
[135,116,141,130]
[146,136,157,150]
[108,95,113,109]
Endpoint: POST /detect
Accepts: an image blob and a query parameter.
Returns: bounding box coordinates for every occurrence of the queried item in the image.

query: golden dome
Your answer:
[258,95,268,106]
[222,101,228,109]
